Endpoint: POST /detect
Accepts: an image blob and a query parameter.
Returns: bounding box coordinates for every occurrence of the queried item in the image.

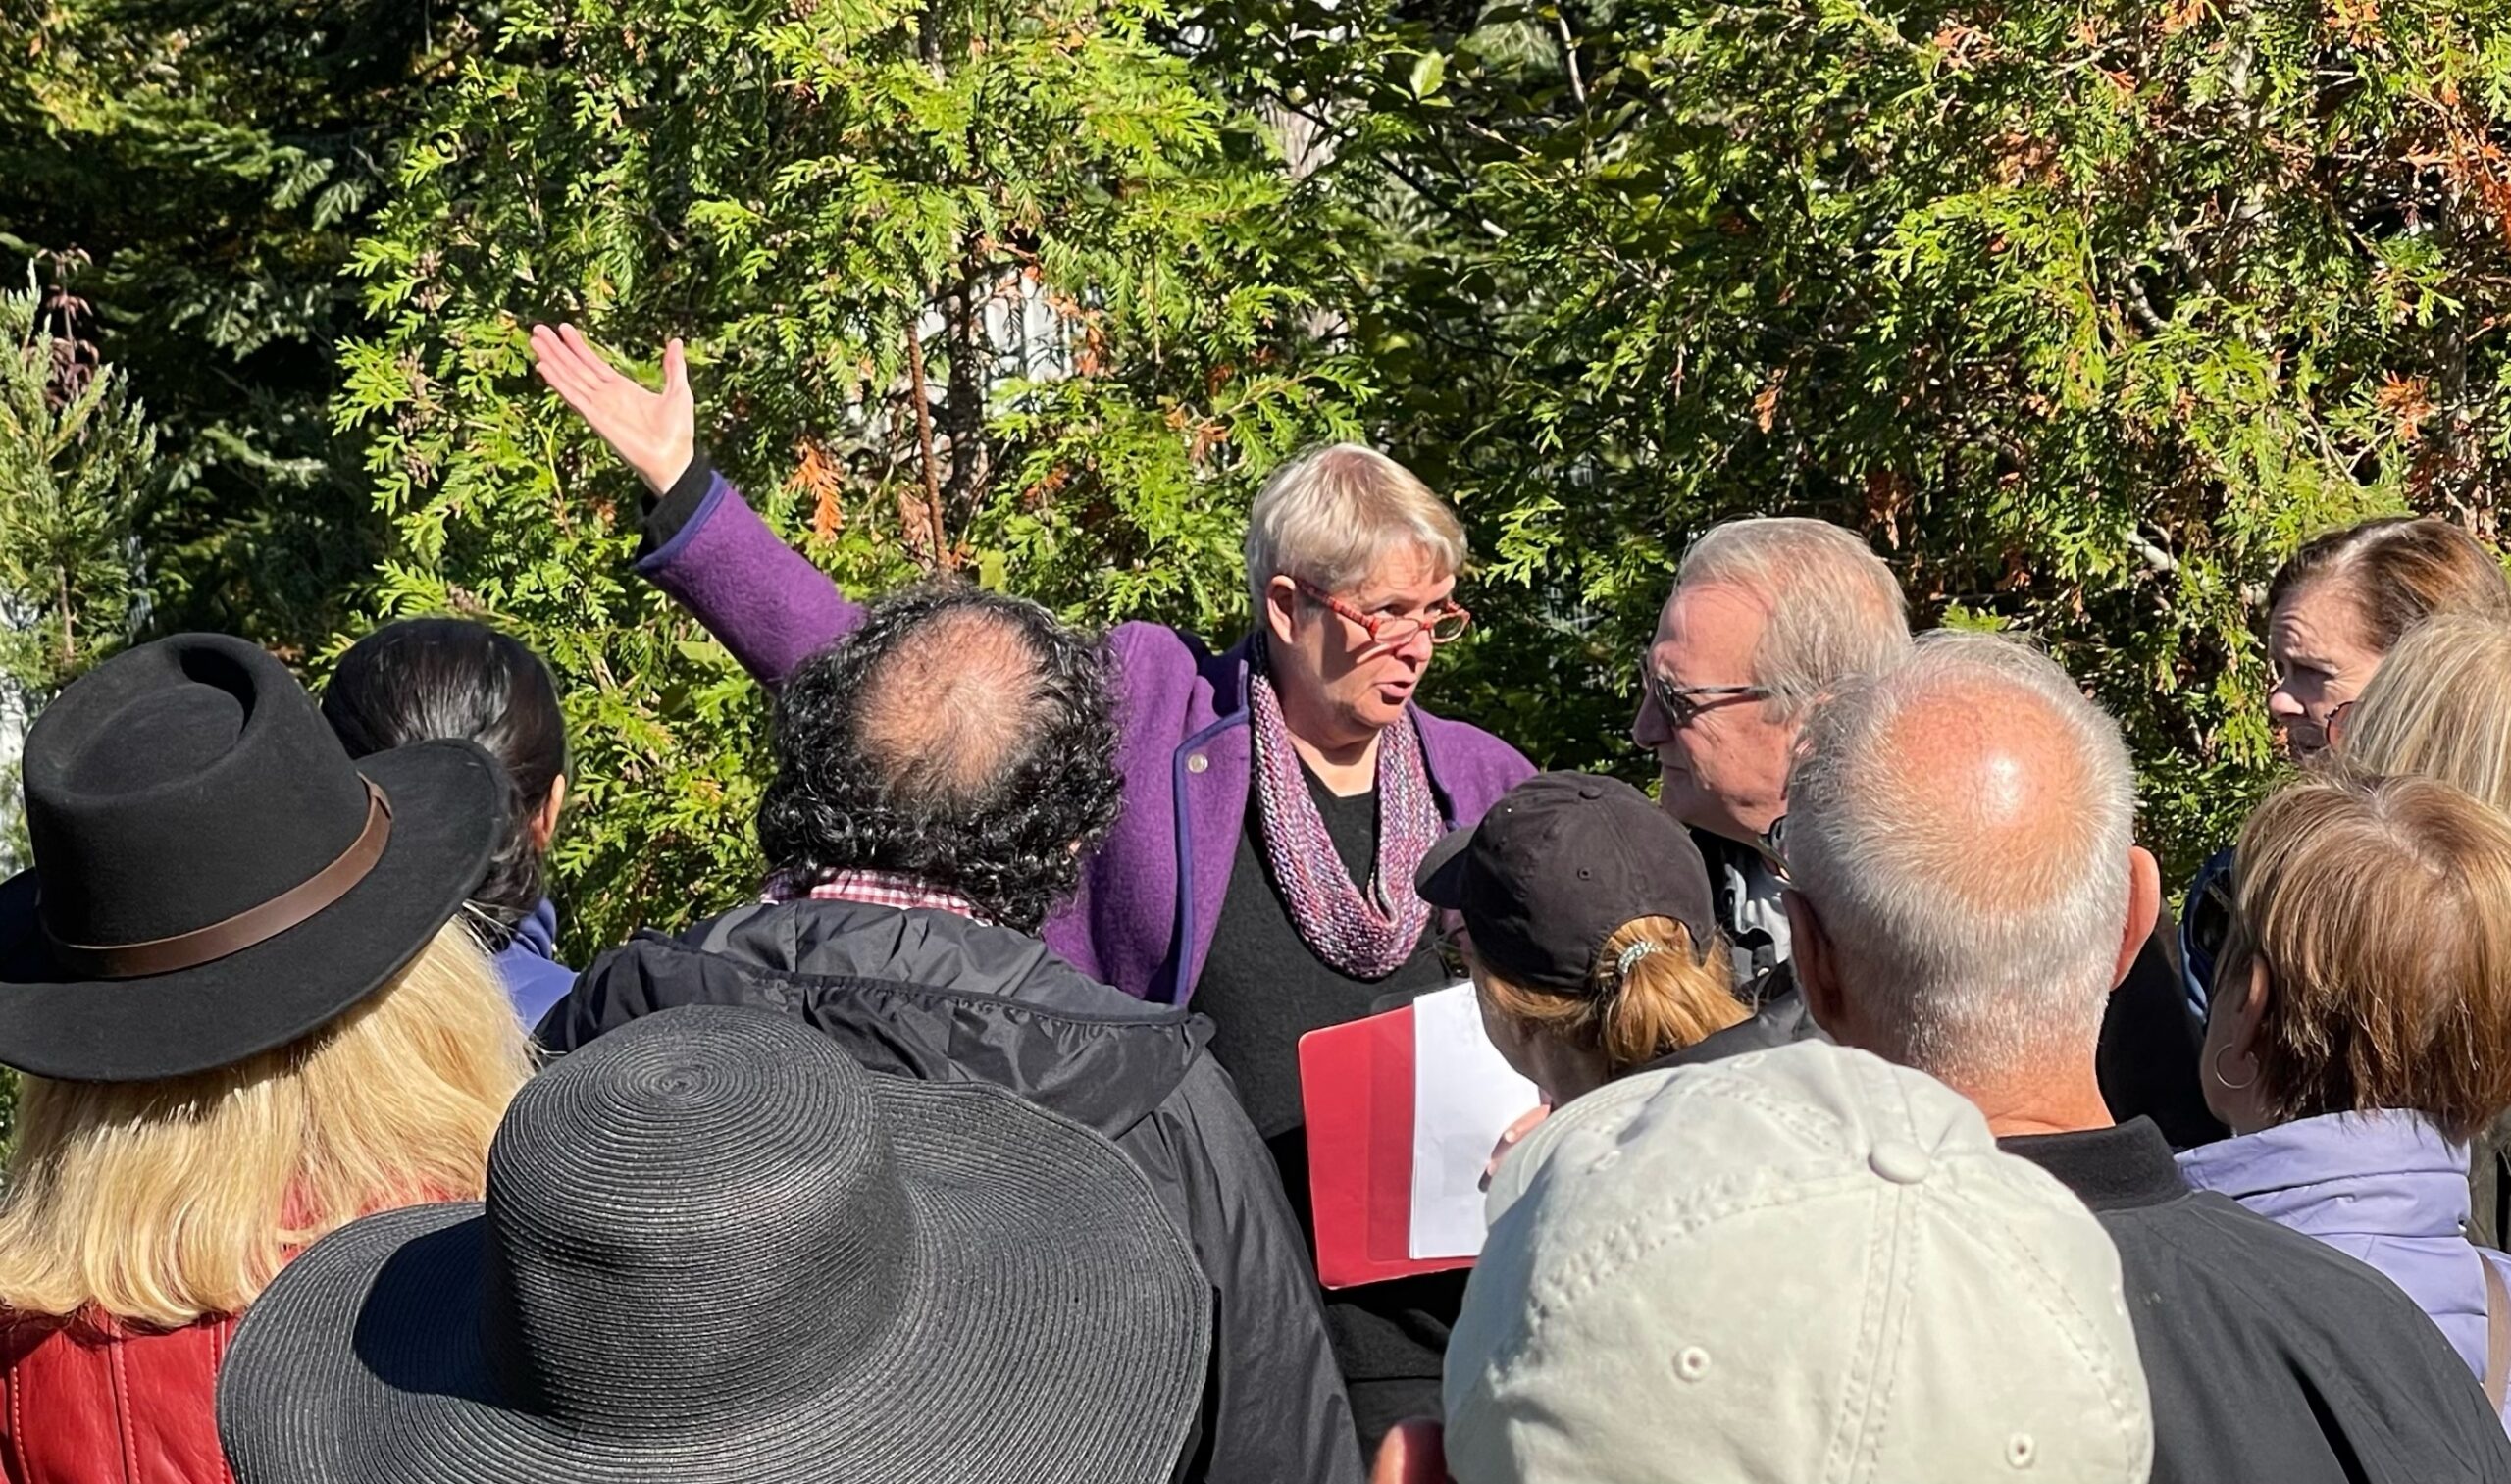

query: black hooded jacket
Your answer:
[538,899,1362,1484]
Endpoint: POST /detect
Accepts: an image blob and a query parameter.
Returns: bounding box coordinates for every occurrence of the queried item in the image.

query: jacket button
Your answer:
[1187,753,1209,774]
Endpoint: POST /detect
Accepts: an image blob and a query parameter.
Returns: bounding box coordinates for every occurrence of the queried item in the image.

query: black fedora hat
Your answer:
[216,1003,1213,1484]
[0,633,503,1081]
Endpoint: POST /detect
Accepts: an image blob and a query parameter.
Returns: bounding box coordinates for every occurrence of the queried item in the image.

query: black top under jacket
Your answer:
[1190,759,1458,1431]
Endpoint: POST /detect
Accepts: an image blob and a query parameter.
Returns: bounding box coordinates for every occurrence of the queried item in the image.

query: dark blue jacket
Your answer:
[492,897,575,1025]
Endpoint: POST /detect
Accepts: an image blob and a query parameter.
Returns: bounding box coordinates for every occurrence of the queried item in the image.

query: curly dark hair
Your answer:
[757,583,1124,933]
[322,617,569,941]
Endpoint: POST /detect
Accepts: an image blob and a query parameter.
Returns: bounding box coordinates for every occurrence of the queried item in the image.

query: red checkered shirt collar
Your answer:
[760,869,989,923]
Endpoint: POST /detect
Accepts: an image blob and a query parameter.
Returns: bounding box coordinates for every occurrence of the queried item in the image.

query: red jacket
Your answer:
[1,1312,238,1484]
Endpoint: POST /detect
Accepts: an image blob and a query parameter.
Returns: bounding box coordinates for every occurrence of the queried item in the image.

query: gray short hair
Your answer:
[1245,444,1468,611]
[1783,632,2136,1085]
[1676,519,1911,718]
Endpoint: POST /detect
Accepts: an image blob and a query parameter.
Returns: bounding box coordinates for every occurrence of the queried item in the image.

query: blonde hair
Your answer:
[1473,917,1749,1076]
[1244,444,1468,611]
[0,921,533,1328]
[1676,518,1912,721]
[2340,613,2511,811]
[2226,768,2511,1140]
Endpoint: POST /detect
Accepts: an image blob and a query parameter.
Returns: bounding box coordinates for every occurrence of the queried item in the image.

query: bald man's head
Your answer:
[757,584,1123,933]
[853,605,1052,806]
[1781,634,2138,1091]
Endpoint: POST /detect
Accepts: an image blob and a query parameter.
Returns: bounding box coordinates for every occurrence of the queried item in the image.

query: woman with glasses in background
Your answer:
[526,326,1536,1458]
[2179,518,2511,1025]
[2188,615,2511,1242]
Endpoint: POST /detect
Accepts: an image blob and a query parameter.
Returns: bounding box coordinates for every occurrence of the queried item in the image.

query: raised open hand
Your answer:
[529,323,694,494]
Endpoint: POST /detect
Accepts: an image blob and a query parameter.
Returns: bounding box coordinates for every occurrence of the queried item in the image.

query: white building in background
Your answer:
[0,681,26,874]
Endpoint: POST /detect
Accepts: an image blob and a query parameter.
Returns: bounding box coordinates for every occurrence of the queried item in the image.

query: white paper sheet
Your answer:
[1408,982,1544,1259]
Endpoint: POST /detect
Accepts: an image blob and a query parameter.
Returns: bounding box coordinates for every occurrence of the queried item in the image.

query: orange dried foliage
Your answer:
[2375,374,2435,445]
[786,439,846,539]
[1075,321,1110,377]
[1932,21,1992,69]
[2432,121,2511,247]
[1023,466,1073,508]
[1996,133,2061,187]
[2328,0,2382,48]
[1190,421,1232,465]
[2000,545,2032,591]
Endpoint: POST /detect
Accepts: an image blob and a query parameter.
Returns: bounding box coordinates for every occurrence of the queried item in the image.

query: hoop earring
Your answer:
[2211,1045,2258,1093]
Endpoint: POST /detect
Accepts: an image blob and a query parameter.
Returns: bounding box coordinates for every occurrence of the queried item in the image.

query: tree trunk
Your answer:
[938,242,993,537]
[902,317,953,569]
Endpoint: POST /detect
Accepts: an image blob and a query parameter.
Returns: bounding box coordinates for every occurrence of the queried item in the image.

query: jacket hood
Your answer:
[508,896,561,961]
[2176,1107,2508,1397]
[2176,1109,2472,1244]
[559,899,1210,1143]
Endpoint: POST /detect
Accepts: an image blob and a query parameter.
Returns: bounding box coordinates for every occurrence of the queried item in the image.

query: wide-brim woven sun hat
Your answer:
[216,1003,1214,1484]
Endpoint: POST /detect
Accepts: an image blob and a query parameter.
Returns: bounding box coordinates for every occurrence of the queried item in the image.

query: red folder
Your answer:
[1299,1004,1477,1289]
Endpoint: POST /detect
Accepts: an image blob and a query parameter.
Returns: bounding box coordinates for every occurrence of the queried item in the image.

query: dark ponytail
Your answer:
[322,619,569,938]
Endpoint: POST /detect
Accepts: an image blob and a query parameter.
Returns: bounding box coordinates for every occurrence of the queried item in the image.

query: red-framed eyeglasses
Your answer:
[1295,578,1472,647]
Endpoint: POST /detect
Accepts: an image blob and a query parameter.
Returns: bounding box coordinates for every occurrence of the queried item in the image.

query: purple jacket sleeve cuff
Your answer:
[632,470,866,687]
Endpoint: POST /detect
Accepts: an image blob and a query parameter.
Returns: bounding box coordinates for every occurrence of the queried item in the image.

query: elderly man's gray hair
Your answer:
[1676,518,1911,718]
[1782,631,2137,1086]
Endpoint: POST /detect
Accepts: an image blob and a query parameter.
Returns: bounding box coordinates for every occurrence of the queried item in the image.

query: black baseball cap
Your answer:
[1415,771,1718,994]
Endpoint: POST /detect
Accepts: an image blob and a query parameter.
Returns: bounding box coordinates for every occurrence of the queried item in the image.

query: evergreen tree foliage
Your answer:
[0,0,484,650]
[0,267,150,728]
[339,0,1368,951]
[12,0,2511,945]
[0,265,155,1140]
[1236,0,2511,877]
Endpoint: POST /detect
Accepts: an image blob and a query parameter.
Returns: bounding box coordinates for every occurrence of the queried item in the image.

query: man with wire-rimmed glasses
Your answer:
[1628,518,2225,1146]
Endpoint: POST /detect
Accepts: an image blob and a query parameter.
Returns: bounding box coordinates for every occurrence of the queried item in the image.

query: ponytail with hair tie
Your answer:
[1592,920,1752,1071]
[1477,916,1754,1078]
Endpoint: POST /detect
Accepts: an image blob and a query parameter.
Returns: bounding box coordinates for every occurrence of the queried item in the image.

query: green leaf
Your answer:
[1410,49,1448,98]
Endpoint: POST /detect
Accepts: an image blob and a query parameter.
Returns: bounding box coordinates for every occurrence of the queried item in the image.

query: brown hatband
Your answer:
[43,778,395,979]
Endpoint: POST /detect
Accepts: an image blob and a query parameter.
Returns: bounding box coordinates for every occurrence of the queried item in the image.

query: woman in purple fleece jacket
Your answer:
[531,326,1535,1448]
[2183,766,2511,1427]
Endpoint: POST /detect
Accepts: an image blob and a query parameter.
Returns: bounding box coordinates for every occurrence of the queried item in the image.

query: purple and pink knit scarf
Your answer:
[1248,654,1440,979]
